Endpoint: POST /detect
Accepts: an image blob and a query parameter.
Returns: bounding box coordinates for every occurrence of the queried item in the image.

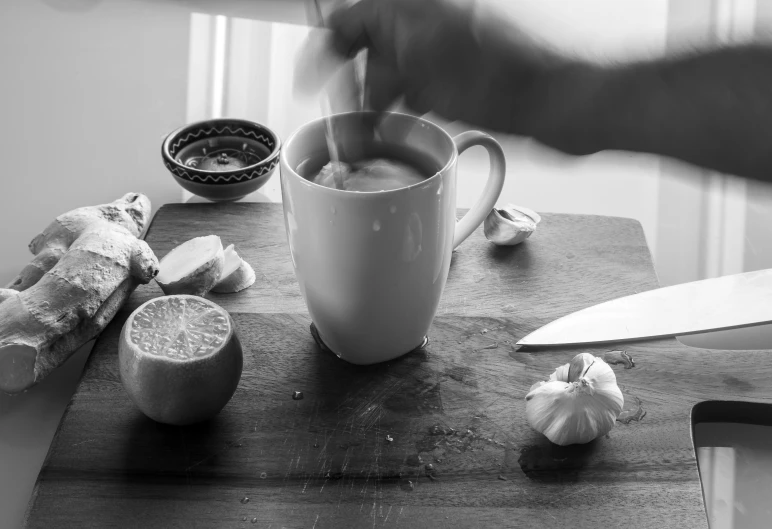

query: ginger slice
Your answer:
[155,235,224,297]
[211,244,255,294]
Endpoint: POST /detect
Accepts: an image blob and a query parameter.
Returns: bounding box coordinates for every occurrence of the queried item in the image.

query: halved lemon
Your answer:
[119,295,243,425]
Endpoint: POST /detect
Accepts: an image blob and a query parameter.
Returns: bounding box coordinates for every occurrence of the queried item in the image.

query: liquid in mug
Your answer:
[297,143,441,192]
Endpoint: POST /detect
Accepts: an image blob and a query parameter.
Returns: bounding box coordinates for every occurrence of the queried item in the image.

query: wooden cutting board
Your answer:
[23,203,772,528]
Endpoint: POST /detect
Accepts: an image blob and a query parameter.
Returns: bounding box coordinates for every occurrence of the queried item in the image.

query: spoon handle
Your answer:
[308,0,348,189]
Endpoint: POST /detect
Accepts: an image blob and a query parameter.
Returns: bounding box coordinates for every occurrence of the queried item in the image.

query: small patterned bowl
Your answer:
[162,118,281,202]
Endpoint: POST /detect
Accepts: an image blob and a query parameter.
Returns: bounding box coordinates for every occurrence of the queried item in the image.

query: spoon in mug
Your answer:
[306,0,368,189]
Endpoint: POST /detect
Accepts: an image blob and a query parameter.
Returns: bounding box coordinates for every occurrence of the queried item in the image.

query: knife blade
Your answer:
[517,268,772,347]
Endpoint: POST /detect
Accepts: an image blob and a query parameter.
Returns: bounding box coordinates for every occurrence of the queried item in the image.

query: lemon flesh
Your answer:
[119,295,243,425]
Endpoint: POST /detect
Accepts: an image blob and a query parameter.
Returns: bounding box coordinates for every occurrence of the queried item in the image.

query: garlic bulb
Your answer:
[525,352,623,446]
[483,205,541,246]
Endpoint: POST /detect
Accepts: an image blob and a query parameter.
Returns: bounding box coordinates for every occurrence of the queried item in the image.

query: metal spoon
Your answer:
[307,0,354,189]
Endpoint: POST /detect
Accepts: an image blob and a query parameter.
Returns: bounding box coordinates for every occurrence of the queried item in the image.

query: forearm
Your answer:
[527,44,772,181]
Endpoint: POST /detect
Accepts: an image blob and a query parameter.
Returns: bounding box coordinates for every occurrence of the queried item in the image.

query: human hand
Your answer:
[295,0,562,133]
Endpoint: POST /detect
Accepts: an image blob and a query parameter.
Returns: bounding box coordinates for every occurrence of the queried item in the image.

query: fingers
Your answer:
[363,57,434,118]
[326,60,363,114]
[402,88,434,117]
[296,0,430,118]
[363,56,402,112]
[293,28,348,97]
[294,0,379,98]
[327,0,379,58]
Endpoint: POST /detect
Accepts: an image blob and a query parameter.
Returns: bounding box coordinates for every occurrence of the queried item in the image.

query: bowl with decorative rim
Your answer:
[162,118,281,202]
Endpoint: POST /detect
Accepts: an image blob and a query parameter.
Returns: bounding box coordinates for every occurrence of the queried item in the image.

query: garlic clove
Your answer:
[568,352,595,382]
[507,205,541,225]
[549,362,571,383]
[525,353,624,446]
[483,204,541,246]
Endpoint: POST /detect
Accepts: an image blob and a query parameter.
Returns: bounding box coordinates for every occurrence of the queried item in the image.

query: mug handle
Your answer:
[452,131,506,249]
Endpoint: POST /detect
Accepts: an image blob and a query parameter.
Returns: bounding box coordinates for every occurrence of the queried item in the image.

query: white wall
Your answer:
[0,0,189,286]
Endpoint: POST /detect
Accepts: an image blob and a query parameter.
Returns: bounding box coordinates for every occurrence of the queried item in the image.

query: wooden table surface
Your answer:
[23,203,771,528]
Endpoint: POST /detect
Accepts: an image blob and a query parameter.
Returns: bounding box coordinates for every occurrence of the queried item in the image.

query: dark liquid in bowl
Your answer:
[176,136,272,171]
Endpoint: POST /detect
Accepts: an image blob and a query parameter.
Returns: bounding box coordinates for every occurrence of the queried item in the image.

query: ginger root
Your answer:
[7,192,152,291]
[0,193,158,394]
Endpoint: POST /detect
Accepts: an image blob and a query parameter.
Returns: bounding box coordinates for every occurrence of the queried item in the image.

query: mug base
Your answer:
[309,323,429,364]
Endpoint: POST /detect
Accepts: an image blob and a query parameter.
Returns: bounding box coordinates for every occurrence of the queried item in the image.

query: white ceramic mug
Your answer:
[280,111,505,364]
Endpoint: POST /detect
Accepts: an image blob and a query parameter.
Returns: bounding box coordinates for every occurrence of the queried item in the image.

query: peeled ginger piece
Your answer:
[155,235,224,297]
[211,244,256,294]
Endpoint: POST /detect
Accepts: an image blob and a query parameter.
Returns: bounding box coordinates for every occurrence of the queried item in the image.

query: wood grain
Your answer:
[25,203,766,528]
[125,203,659,323]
